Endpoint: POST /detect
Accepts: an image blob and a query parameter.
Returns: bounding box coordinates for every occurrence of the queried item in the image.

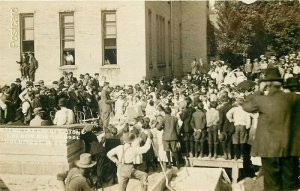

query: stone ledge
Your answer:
[59,65,78,71]
[100,64,120,69]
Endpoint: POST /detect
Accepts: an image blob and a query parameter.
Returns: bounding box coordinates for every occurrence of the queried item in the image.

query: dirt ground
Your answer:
[0,171,165,191]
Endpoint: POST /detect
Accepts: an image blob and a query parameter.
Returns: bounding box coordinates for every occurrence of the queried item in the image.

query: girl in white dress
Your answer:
[156,129,172,168]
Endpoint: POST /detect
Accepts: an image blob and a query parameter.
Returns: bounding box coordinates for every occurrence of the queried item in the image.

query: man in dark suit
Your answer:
[8,78,22,121]
[217,95,234,160]
[242,68,300,191]
[99,86,115,133]
[180,97,196,157]
[28,52,38,81]
[156,107,180,168]
[90,73,100,91]
[16,53,29,79]
[190,102,206,158]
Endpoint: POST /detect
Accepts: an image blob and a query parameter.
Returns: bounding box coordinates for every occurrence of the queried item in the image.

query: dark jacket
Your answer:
[9,83,22,104]
[242,89,300,157]
[218,102,234,133]
[156,114,179,141]
[180,107,196,133]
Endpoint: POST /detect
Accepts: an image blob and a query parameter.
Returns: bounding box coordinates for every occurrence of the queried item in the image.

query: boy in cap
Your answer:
[206,101,220,159]
[190,102,206,158]
[226,97,251,160]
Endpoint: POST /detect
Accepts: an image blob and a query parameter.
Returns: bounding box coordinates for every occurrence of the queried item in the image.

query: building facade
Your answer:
[0,1,207,85]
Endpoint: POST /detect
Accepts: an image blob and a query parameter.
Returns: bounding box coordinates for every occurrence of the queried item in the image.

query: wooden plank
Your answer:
[149,168,174,191]
[188,157,243,168]
[185,157,243,184]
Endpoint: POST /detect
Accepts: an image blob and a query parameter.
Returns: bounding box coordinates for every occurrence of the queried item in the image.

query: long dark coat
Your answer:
[242,89,300,157]
[156,114,179,141]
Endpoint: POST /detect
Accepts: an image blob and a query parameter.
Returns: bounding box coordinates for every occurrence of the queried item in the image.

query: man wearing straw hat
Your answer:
[60,153,96,191]
[107,131,153,191]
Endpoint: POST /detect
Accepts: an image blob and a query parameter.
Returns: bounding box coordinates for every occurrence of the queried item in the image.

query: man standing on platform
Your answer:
[16,53,29,79]
[242,68,300,191]
[217,95,234,160]
[156,107,181,168]
[99,83,115,133]
[190,102,206,158]
[28,52,38,81]
[226,97,251,160]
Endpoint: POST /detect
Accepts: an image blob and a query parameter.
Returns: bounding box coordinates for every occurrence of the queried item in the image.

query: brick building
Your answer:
[0,1,207,85]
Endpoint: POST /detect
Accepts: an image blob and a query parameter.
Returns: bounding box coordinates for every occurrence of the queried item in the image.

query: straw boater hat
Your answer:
[75,153,96,168]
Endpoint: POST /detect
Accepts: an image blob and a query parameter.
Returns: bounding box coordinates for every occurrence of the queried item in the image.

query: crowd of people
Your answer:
[1,51,300,191]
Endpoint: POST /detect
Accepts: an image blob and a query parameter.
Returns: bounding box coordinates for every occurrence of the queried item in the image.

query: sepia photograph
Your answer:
[0,0,300,190]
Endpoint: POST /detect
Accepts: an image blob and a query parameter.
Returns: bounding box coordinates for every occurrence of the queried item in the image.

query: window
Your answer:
[179,23,182,59]
[60,12,75,66]
[156,15,165,66]
[168,20,172,66]
[102,11,117,65]
[162,17,165,64]
[148,10,153,68]
[20,14,34,55]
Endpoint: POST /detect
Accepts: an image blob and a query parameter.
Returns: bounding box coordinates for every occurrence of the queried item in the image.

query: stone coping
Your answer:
[0,124,86,129]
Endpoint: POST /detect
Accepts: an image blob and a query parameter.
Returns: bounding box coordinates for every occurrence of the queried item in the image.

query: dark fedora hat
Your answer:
[260,67,283,82]
[15,78,21,83]
[284,77,299,88]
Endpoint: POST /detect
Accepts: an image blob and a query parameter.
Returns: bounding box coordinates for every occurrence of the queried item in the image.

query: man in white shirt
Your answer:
[226,97,251,160]
[53,98,75,125]
[107,131,153,191]
[65,52,74,65]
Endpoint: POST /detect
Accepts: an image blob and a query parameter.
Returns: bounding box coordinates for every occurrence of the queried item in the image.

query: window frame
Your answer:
[59,12,75,67]
[20,13,35,56]
[102,11,117,65]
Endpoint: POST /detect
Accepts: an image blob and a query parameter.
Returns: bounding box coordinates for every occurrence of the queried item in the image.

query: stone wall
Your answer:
[0,125,85,175]
[0,1,146,85]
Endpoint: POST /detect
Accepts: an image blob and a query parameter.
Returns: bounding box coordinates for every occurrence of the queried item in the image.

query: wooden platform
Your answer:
[185,157,243,183]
